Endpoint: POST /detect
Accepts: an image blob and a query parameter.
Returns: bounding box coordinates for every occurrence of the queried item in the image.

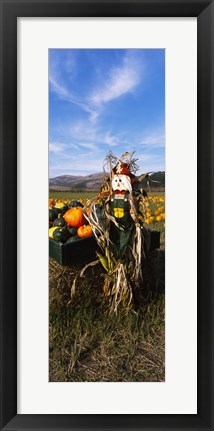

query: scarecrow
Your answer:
[71,151,149,313]
[108,160,141,261]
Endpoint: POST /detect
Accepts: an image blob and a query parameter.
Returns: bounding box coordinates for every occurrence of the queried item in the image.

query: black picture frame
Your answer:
[0,1,213,430]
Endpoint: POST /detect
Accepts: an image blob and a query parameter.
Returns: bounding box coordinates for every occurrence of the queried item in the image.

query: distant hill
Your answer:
[49,171,165,191]
[49,173,104,191]
[140,171,165,189]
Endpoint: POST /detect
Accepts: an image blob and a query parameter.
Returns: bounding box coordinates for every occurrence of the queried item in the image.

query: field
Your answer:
[49,191,98,201]
[49,190,165,200]
[49,191,165,382]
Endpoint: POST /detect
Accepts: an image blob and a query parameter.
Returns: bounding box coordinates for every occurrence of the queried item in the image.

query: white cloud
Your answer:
[49,142,68,153]
[90,54,141,105]
[49,141,80,155]
[49,150,164,178]
[49,154,105,177]
[49,51,91,116]
[78,142,98,151]
[49,50,76,83]
[103,133,119,147]
[64,53,77,79]
[139,132,165,148]
[49,76,98,123]
[50,121,165,177]
[49,77,69,99]
[68,120,98,143]
[49,51,144,124]
[89,110,99,123]
[67,120,118,148]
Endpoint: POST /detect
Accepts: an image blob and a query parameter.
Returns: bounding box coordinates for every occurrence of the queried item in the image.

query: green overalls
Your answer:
[109,191,134,259]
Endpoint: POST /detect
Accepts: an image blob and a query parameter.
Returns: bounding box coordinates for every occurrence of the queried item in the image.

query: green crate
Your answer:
[49,235,98,265]
[49,230,160,266]
[144,229,161,253]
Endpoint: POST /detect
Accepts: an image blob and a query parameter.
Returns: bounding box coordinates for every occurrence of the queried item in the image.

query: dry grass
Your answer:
[49,248,165,382]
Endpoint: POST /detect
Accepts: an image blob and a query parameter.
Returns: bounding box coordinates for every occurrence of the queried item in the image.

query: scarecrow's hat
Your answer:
[113,161,135,184]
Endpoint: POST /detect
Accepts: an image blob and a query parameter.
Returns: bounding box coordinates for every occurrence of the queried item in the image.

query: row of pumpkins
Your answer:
[49,200,93,244]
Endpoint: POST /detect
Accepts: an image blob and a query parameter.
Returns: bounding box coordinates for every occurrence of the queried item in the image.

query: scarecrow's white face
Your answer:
[112,174,132,193]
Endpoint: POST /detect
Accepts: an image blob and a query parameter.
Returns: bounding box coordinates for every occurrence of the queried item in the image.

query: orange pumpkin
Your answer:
[77,224,93,238]
[63,207,86,227]
[156,215,163,222]
[49,198,54,206]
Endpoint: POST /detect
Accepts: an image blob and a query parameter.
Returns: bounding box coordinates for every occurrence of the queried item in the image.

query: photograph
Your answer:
[49,48,165,382]
[1,0,213,428]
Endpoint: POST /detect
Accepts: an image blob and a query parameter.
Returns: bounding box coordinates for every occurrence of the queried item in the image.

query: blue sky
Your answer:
[49,49,165,178]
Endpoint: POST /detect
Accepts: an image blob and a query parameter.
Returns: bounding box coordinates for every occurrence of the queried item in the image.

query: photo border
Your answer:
[0,1,213,430]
